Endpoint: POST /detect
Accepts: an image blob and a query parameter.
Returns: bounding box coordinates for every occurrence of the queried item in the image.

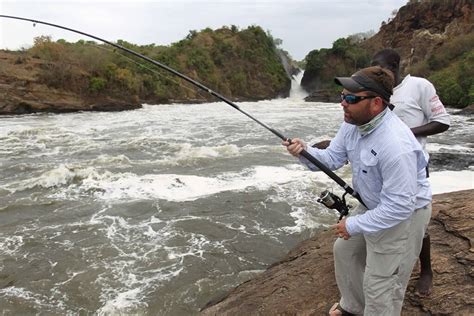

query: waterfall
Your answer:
[289,70,308,100]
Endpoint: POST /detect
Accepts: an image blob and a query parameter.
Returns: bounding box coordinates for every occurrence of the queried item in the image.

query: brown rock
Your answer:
[457,104,474,115]
[304,90,340,103]
[201,189,474,315]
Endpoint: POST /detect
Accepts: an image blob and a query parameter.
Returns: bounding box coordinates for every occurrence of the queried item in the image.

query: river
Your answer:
[0,91,472,315]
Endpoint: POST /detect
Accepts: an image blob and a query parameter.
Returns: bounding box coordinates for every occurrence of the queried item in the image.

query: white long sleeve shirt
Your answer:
[300,110,431,235]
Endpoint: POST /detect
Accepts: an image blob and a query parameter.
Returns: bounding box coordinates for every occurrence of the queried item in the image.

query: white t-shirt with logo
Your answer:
[391,75,450,150]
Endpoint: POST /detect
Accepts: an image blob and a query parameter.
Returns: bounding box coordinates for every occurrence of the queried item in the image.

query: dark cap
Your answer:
[335,66,394,102]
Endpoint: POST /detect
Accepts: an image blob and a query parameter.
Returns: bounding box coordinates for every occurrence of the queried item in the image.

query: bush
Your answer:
[429,49,474,108]
[468,85,474,106]
[408,60,431,78]
[430,70,463,107]
[29,36,66,61]
[408,33,474,108]
[89,77,107,94]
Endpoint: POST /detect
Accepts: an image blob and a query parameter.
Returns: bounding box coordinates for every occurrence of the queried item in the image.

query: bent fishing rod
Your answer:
[0,15,366,211]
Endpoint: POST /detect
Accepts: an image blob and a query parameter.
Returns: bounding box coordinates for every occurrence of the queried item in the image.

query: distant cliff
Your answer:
[0,25,291,115]
[303,0,473,108]
[364,0,472,67]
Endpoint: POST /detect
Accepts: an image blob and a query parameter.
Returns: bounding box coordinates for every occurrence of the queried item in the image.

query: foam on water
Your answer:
[430,170,474,194]
[92,154,132,166]
[426,143,473,153]
[93,165,334,202]
[97,287,146,315]
[85,204,232,314]
[156,143,242,166]
[10,163,328,202]
[3,164,100,191]
[0,235,24,256]
[0,286,66,313]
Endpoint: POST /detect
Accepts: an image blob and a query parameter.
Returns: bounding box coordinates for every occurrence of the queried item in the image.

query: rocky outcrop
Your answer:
[201,189,474,315]
[457,104,474,115]
[363,0,473,71]
[304,90,340,103]
[0,51,141,114]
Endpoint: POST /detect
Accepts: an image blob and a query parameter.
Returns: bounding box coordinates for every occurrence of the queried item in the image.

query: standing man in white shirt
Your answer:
[372,49,450,296]
[284,66,431,315]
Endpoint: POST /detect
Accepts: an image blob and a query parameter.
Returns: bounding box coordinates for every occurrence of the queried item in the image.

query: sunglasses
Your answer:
[341,93,376,104]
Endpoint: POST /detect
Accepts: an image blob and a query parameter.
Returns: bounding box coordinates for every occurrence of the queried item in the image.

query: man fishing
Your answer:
[283,66,431,315]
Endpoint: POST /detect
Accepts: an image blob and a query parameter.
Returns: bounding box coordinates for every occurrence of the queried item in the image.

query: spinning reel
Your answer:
[317,190,351,221]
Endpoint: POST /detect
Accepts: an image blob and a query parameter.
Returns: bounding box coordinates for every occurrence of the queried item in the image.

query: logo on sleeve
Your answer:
[431,104,446,114]
[429,95,440,102]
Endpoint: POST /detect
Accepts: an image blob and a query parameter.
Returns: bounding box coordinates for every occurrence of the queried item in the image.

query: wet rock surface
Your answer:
[201,189,474,315]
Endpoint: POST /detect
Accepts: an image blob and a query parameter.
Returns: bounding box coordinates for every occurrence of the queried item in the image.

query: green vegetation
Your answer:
[301,33,371,95]
[26,25,290,102]
[406,33,474,108]
[302,31,473,108]
[424,34,474,108]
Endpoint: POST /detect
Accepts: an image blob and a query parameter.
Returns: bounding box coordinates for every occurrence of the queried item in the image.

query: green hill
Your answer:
[0,25,291,114]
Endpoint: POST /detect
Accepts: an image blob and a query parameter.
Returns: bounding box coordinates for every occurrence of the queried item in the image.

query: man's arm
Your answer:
[345,151,419,235]
[284,124,350,171]
[411,121,449,137]
[417,79,450,136]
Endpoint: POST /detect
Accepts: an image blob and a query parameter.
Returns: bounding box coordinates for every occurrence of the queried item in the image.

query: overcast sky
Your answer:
[0,0,407,61]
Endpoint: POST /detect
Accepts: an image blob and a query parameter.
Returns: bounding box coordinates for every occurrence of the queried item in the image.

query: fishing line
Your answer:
[0,14,367,209]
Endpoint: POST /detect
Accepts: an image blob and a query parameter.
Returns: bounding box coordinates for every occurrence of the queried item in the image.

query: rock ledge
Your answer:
[201,189,474,315]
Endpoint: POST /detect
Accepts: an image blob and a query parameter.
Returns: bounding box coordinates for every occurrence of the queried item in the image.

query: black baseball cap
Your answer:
[335,66,394,102]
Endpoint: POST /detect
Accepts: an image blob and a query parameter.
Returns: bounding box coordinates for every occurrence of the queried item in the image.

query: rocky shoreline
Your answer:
[201,189,474,315]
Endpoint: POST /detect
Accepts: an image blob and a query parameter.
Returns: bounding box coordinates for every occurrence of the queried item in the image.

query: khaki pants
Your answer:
[334,204,431,315]
[393,204,432,314]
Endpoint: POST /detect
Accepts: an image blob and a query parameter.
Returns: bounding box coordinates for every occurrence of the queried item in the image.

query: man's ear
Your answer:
[376,96,386,109]
[371,96,385,114]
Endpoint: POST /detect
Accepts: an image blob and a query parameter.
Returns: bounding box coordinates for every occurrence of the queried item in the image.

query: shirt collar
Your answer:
[394,74,410,91]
